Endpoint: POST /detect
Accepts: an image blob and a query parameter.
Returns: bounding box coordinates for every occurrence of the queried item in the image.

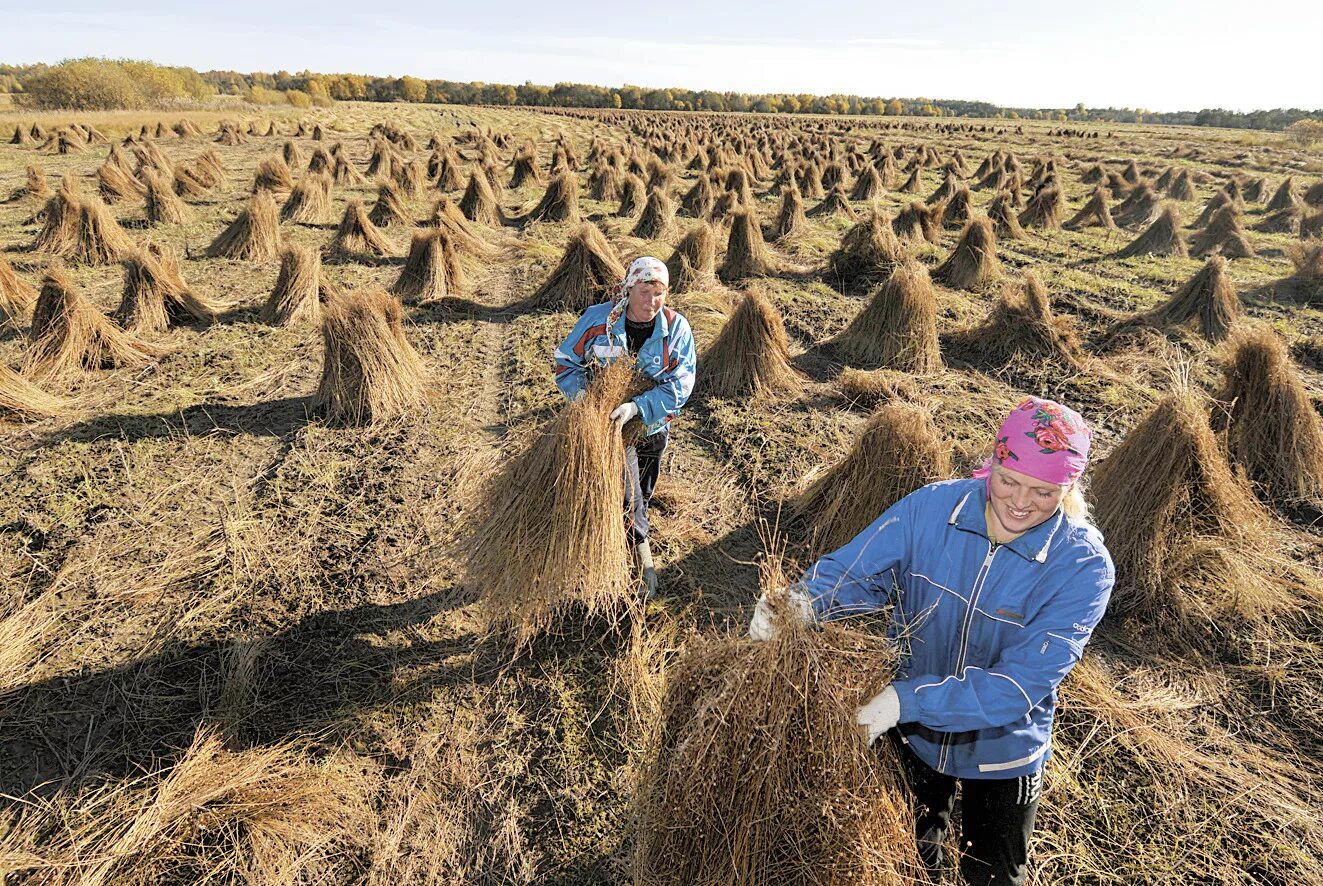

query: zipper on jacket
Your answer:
[938,539,998,773]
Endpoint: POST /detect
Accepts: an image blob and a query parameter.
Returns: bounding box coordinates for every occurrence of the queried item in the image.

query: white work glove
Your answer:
[855,685,901,746]
[609,400,640,433]
[570,389,586,403]
[748,587,815,642]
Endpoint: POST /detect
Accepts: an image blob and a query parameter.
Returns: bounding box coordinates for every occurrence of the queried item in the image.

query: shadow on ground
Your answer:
[0,590,482,799]
[39,395,315,446]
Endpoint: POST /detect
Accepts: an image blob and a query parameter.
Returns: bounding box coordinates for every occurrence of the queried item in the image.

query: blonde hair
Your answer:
[1061,482,1092,524]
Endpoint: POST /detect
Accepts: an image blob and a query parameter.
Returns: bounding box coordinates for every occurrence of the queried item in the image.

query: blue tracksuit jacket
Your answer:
[553,301,697,436]
[801,477,1114,780]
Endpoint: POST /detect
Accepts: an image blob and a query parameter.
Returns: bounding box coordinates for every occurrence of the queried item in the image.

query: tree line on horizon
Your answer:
[2,58,1319,133]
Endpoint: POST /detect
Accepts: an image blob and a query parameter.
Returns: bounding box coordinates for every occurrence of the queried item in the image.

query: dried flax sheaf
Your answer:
[633,573,921,885]
[796,402,951,555]
[468,360,645,644]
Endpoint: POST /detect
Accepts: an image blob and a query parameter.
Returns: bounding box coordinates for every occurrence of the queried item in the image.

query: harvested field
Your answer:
[1,101,1322,885]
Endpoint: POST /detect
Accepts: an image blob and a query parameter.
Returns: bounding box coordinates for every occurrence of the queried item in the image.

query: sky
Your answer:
[3,0,1319,112]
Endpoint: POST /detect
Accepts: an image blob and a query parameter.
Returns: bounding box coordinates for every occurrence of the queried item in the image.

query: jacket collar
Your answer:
[610,304,670,341]
[947,479,1064,564]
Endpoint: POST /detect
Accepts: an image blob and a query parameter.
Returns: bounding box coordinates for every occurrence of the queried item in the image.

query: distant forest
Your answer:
[2,59,1318,132]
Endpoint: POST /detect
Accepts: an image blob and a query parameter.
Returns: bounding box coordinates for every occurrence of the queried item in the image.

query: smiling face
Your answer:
[988,464,1069,538]
[625,279,667,322]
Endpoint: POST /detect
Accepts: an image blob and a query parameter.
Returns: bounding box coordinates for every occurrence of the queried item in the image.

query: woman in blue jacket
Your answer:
[750,397,1114,886]
[554,256,697,599]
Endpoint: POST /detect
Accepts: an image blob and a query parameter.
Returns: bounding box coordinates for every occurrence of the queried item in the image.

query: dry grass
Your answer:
[933,214,1001,290]
[1064,187,1115,230]
[252,156,295,197]
[1284,238,1323,302]
[97,157,145,203]
[892,200,941,244]
[666,222,718,294]
[392,228,460,304]
[718,209,776,283]
[700,287,801,399]
[330,198,397,259]
[1140,255,1243,342]
[835,367,922,409]
[281,171,333,224]
[24,268,162,382]
[74,195,138,265]
[827,210,906,293]
[143,169,190,225]
[460,168,502,225]
[434,149,465,191]
[114,244,224,332]
[314,286,427,425]
[194,148,227,189]
[467,360,639,645]
[1043,654,1323,883]
[833,259,942,372]
[2,102,1322,886]
[633,579,921,885]
[11,164,49,201]
[941,183,974,227]
[796,402,951,554]
[509,145,545,189]
[262,244,322,326]
[1116,205,1188,258]
[430,195,495,257]
[520,171,581,225]
[632,187,677,240]
[768,184,808,241]
[1190,205,1256,258]
[808,182,856,221]
[528,222,625,311]
[850,163,886,201]
[0,726,374,885]
[282,139,305,170]
[368,179,413,228]
[206,191,281,261]
[988,189,1027,239]
[0,251,36,327]
[946,271,1084,371]
[31,180,137,266]
[590,162,622,202]
[332,151,367,186]
[616,173,646,218]
[30,177,82,254]
[680,175,715,218]
[1216,326,1323,505]
[1018,184,1064,229]
[1091,390,1297,651]
[0,363,66,420]
[1113,183,1164,229]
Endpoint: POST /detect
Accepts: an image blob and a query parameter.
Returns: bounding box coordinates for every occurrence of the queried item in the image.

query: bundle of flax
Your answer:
[633,589,921,885]
[468,360,645,643]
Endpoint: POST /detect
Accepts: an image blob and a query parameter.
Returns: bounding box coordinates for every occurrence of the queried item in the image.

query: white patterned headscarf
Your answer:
[607,256,669,327]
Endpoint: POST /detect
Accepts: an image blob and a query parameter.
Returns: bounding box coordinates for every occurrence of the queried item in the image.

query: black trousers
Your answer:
[625,427,668,545]
[889,732,1041,886]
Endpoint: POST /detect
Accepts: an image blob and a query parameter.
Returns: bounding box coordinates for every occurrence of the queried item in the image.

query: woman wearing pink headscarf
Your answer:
[749,397,1114,886]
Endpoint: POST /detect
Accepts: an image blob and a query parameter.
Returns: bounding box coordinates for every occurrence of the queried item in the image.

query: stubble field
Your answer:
[1,100,1321,884]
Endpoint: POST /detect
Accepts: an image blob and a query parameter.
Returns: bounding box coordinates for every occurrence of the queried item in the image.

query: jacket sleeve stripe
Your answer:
[572,323,609,358]
[986,669,1034,712]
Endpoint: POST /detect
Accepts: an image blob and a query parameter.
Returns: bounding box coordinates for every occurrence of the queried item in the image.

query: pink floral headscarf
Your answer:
[607,256,669,327]
[972,397,1092,487]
